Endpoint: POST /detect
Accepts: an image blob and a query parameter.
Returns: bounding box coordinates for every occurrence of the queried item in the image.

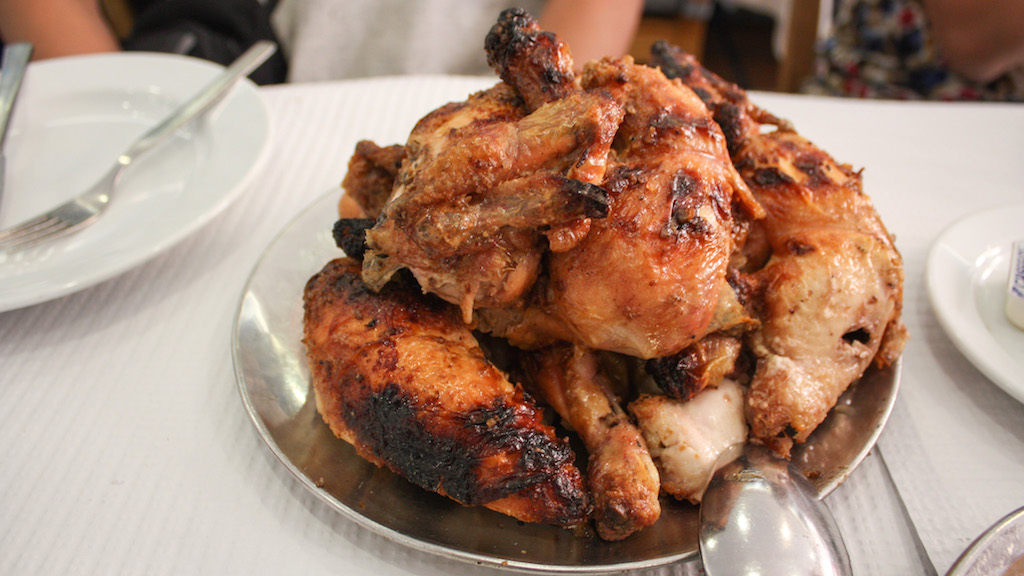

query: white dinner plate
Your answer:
[926,204,1024,404]
[232,189,900,572]
[0,52,270,312]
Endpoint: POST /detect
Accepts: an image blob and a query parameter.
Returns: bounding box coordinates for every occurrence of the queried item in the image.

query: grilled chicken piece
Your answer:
[340,140,406,219]
[303,258,591,526]
[653,43,908,455]
[477,9,761,358]
[361,81,623,322]
[486,8,577,111]
[629,379,748,504]
[645,333,745,401]
[737,136,907,455]
[482,55,761,359]
[528,345,661,541]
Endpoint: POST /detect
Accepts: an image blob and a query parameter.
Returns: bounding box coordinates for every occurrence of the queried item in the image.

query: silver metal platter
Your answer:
[231,189,902,573]
[947,506,1024,576]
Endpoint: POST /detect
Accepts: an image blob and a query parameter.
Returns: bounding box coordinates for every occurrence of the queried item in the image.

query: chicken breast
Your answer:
[629,379,748,503]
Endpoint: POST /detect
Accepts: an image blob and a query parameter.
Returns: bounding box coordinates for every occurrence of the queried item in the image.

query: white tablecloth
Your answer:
[3,76,1022,575]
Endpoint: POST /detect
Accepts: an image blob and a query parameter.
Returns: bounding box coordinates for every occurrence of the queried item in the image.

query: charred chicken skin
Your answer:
[303,258,591,526]
[652,43,908,455]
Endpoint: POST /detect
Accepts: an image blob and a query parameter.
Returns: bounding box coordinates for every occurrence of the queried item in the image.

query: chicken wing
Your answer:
[485,7,577,111]
[303,258,591,526]
[652,43,908,454]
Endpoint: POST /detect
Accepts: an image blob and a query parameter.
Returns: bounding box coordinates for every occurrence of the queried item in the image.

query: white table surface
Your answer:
[2,74,1022,576]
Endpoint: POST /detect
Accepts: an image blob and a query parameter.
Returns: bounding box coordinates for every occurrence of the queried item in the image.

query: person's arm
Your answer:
[0,0,120,60]
[538,0,644,66]
[922,0,1024,83]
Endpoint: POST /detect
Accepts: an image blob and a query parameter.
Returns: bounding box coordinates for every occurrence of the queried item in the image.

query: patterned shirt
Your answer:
[805,0,1024,101]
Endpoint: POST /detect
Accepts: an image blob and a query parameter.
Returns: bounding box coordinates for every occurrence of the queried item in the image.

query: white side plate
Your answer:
[926,204,1024,404]
[0,51,270,312]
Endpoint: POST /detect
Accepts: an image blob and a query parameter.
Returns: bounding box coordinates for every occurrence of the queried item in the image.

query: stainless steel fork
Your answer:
[0,41,276,253]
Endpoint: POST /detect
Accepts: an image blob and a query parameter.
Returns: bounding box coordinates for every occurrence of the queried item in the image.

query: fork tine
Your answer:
[0,214,54,242]
[0,216,72,251]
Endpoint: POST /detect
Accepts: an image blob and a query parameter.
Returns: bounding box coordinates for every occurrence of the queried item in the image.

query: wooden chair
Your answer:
[775,0,824,92]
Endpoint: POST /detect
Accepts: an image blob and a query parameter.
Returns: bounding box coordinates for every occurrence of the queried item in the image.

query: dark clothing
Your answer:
[122,0,287,85]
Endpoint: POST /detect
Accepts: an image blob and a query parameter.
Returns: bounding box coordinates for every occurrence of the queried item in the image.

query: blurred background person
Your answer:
[804,0,1024,100]
[0,0,287,84]
[271,0,643,81]
[0,0,121,59]
[0,0,643,84]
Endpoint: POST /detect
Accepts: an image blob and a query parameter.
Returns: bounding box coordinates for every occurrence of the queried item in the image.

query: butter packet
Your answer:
[1007,240,1024,330]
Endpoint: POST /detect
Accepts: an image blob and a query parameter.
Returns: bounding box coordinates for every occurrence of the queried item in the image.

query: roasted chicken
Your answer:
[652,42,908,455]
[339,140,406,219]
[303,9,907,541]
[303,258,590,526]
[476,10,762,360]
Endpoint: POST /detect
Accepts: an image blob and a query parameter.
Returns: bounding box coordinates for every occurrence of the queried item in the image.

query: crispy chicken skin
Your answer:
[653,43,908,455]
[645,333,744,401]
[527,345,661,541]
[361,81,623,322]
[303,258,590,526]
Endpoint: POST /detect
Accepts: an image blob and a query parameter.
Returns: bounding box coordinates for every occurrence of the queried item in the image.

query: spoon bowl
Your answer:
[699,443,852,576]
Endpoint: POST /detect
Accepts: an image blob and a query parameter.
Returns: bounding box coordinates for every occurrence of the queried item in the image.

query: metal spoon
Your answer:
[699,443,852,576]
